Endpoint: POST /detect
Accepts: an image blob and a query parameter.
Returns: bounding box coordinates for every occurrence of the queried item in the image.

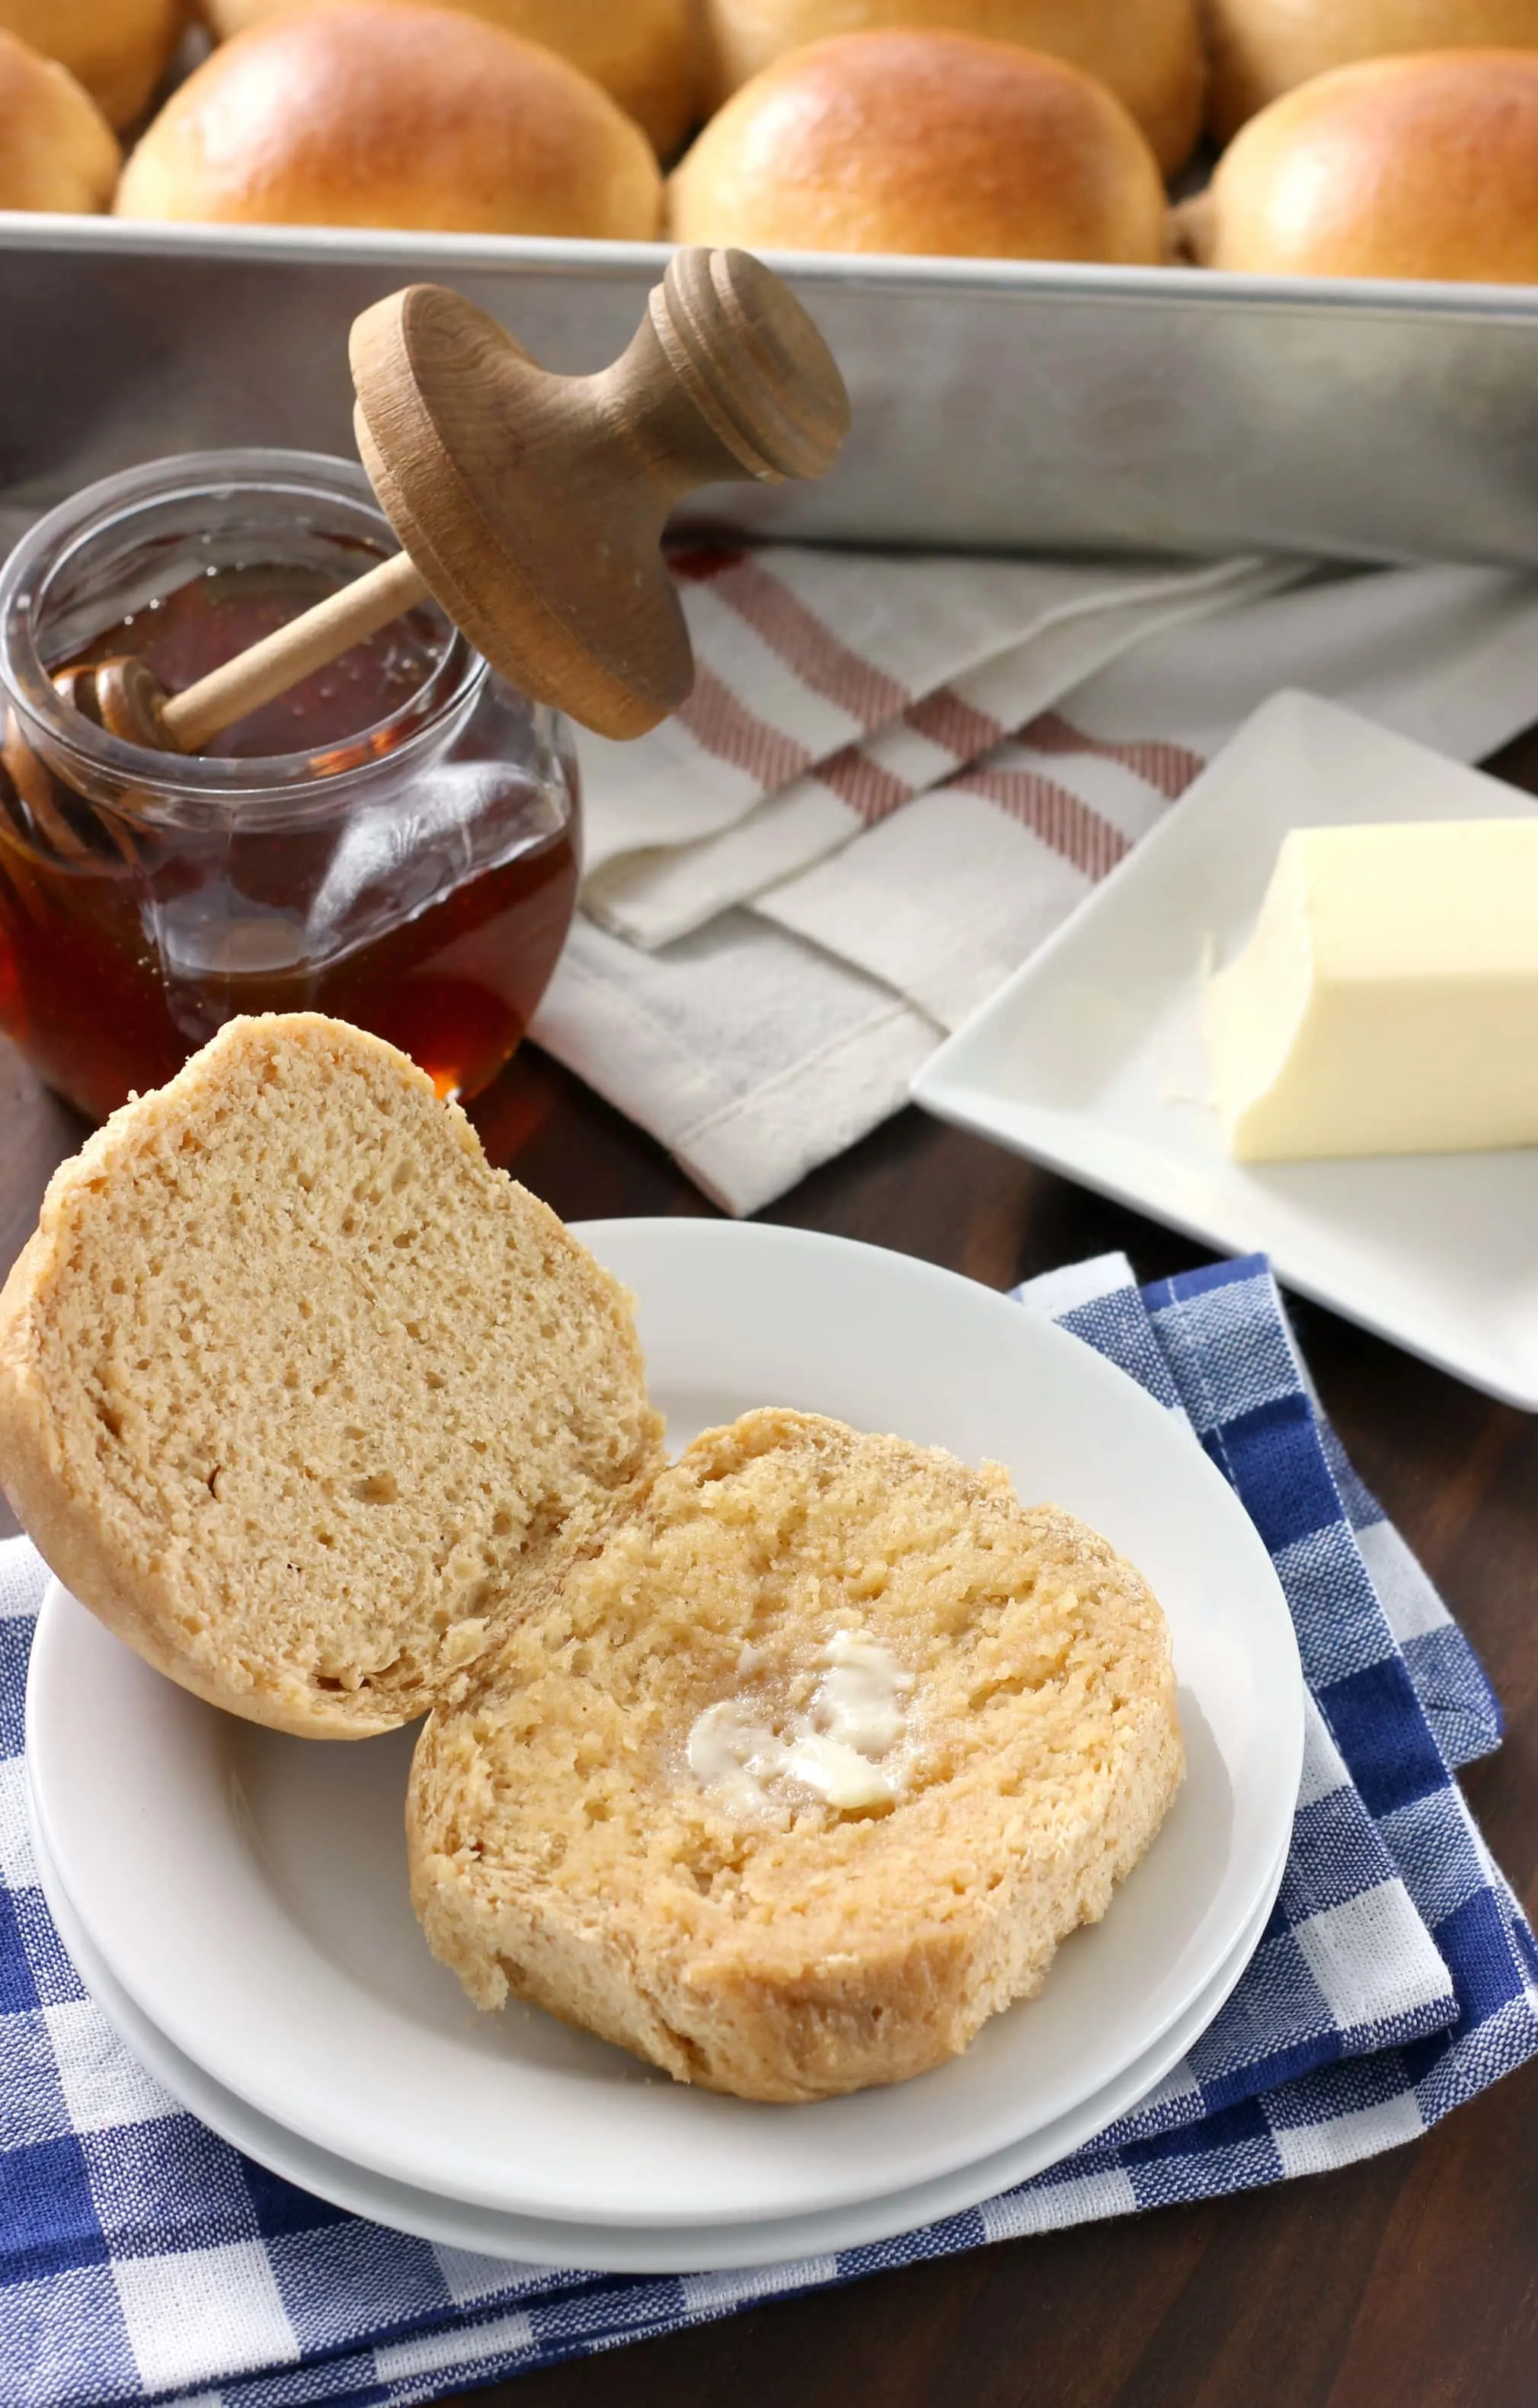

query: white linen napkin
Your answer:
[577,546,1296,941]
[533,555,1538,1214]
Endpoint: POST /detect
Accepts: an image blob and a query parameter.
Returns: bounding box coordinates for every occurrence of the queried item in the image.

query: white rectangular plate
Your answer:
[913,689,1538,1408]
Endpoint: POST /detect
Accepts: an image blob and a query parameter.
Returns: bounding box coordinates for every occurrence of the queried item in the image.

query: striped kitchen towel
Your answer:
[534,548,1538,1210]
[2,1250,1533,2407]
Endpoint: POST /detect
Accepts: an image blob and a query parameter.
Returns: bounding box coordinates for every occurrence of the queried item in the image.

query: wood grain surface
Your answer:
[351,251,849,739]
[2,744,1535,2408]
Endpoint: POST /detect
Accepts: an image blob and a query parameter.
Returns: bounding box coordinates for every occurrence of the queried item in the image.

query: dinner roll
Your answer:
[0,29,120,211]
[703,0,1203,171]
[0,1,183,130]
[1198,50,1538,282]
[0,1015,666,1740]
[117,0,663,236]
[410,1409,1181,2099]
[201,0,699,157]
[668,30,1168,262]
[1203,0,1538,140]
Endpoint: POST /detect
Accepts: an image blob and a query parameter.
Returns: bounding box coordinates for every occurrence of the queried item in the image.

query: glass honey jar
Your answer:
[0,450,581,1124]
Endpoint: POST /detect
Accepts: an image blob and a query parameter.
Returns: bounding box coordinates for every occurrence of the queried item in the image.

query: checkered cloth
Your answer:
[2,1253,1534,2408]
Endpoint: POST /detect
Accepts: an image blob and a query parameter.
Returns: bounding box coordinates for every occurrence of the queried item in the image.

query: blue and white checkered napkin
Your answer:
[2,1252,1535,2408]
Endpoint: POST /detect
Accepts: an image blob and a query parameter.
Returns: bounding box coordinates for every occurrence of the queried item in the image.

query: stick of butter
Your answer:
[1203,818,1538,1162]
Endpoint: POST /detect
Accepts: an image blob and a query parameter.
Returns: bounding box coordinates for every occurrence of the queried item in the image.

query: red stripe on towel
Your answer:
[813,745,914,825]
[1017,710,1205,801]
[703,555,913,729]
[903,688,1006,760]
[952,766,1131,881]
[673,664,814,791]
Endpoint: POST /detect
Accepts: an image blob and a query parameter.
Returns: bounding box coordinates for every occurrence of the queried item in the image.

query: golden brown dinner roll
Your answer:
[117,0,662,236]
[669,30,1168,261]
[0,0,184,130]
[0,29,120,210]
[703,0,1203,171]
[1203,0,1538,141]
[1197,50,1538,282]
[200,0,699,156]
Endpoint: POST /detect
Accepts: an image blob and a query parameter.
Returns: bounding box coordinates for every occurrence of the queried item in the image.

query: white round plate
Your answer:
[31,1791,1286,2273]
[26,1220,1303,2231]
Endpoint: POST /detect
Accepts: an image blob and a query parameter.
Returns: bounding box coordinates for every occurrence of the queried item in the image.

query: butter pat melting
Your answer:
[1203,818,1538,1162]
[687,1629,914,1813]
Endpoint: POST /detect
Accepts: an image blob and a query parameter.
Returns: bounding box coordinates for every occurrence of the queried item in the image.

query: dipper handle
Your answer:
[157,551,430,753]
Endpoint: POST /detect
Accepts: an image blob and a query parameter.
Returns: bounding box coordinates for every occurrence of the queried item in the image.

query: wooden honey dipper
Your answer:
[55,247,849,755]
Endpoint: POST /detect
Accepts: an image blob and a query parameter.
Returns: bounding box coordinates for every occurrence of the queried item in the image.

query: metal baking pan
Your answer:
[5,213,1538,563]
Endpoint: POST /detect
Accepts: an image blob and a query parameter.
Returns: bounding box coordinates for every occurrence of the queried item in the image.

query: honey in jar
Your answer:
[0,451,580,1123]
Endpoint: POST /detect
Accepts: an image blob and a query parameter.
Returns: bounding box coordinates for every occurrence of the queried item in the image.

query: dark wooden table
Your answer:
[3,742,1536,2408]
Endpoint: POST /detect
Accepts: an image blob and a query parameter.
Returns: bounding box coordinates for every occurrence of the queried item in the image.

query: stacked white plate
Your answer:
[24,1222,1303,2273]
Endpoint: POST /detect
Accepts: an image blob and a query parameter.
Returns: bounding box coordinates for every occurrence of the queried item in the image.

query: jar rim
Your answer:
[0,449,487,806]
